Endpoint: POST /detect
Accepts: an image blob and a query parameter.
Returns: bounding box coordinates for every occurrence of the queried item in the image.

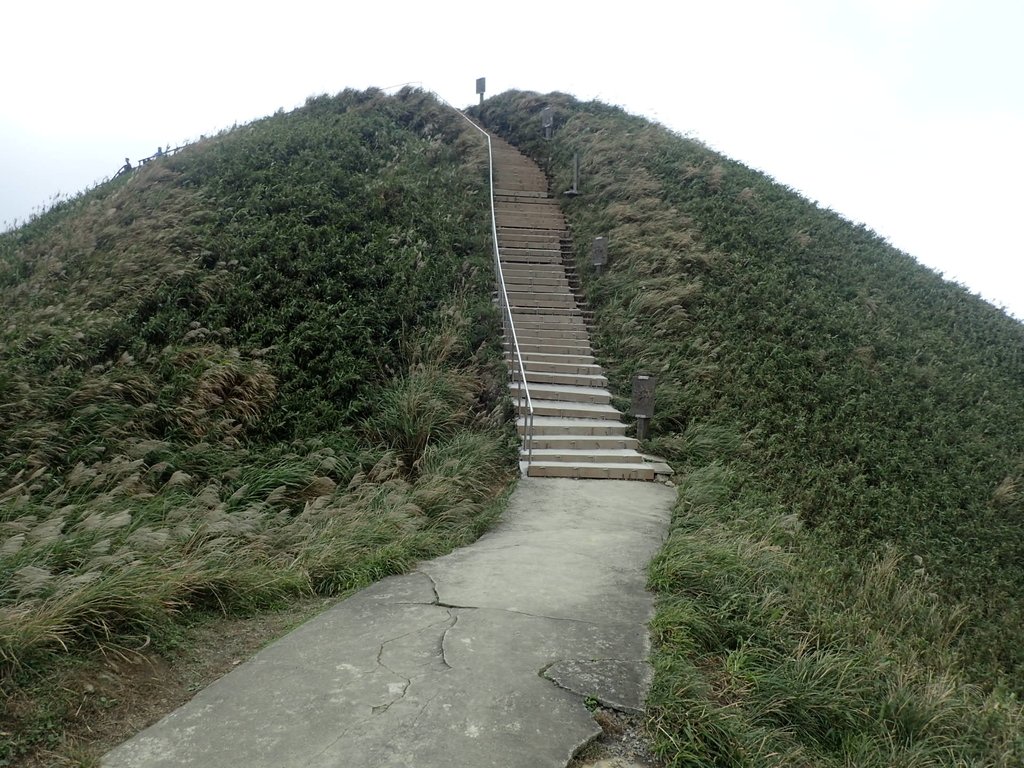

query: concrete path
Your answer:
[103,477,674,768]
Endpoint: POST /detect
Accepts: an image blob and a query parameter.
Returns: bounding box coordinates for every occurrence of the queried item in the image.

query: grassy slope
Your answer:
[0,88,516,763]
[478,92,1023,766]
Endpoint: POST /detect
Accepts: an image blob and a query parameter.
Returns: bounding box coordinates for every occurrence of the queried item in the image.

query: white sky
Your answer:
[3,0,1022,319]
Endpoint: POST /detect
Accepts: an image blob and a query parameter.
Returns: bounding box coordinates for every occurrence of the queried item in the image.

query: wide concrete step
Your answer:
[497,228,565,240]
[498,288,571,301]
[504,283,573,296]
[525,462,655,481]
[502,267,567,279]
[502,274,568,286]
[501,258,565,268]
[508,340,594,358]
[495,202,564,214]
[527,448,646,464]
[513,343,594,359]
[518,416,628,436]
[517,370,607,387]
[511,312,586,326]
[509,351,596,367]
[511,329,591,343]
[510,316,587,331]
[516,359,604,377]
[494,189,549,198]
[507,341,593,356]
[501,256,565,268]
[500,246,561,257]
[508,326,590,341]
[507,299,578,312]
[527,434,639,451]
[506,305,582,317]
[519,399,622,420]
[493,177,548,188]
[509,382,611,405]
[498,218,566,231]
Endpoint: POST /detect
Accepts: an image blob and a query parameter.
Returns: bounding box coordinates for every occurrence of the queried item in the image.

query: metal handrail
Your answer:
[395,86,535,469]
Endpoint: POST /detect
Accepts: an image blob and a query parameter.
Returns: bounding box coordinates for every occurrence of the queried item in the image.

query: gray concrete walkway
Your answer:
[103,477,674,768]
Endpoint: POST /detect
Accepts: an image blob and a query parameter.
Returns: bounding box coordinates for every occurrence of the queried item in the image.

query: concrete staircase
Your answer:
[491,137,660,481]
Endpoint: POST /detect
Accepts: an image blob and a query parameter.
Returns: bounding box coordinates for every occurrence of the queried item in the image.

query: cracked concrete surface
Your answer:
[103,477,674,767]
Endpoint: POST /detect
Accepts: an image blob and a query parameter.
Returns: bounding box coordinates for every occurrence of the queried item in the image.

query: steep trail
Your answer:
[491,138,664,480]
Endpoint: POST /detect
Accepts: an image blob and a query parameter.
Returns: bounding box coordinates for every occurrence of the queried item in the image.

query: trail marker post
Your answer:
[476,77,486,105]
[541,106,553,140]
[631,373,656,441]
[564,152,580,197]
[591,236,608,275]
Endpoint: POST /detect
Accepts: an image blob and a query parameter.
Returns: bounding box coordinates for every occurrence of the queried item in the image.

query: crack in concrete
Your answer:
[397,591,634,629]
[420,569,442,605]
[411,691,442,729]
[372,643,411,715]
[370,611,454,715]
[438,609,458,669]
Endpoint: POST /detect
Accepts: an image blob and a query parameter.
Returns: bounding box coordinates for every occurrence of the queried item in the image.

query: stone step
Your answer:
[502,266,567,278]
[495,202,564,214]
[500,241,562,251]
[498,216,566,229]
[527,448,646,464]
[527,434,639,451]
[501,258,565,268]
[511,342,593,358]
[503,281,572,293]
[507,326,590,341]
[507,341,593,356]
[516,359,604,376]
[518,399,622,420]
[512,339,593,354]
[518,416,628,436]
[499,256,565,268]
[525,462,655,481]
[500,244,562,254]
[511,312,586,326]
[515,369,607,387]
[506,289,575,302]
[507,306,583,318]
[503,290,574,302]
[494,189,550,198]
[506,297,578,310]
[501,274,569,286]
[509,381,611,405]
[510,318,588,331]
[497,227,565,239]
[508,350,596,366]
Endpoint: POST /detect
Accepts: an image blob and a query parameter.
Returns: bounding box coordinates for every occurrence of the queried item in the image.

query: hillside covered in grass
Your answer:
[0,87,516,764]
[478,92,1024,766]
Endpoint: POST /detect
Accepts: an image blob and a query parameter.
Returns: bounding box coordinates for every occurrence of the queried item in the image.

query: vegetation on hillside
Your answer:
[0,87,515,764]
[478,91,1024,766]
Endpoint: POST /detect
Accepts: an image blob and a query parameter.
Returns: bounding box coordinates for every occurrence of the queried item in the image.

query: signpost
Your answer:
[476,77,486,106]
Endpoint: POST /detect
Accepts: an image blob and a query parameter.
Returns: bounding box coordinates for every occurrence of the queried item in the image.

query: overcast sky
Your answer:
[3,0,1022,319]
